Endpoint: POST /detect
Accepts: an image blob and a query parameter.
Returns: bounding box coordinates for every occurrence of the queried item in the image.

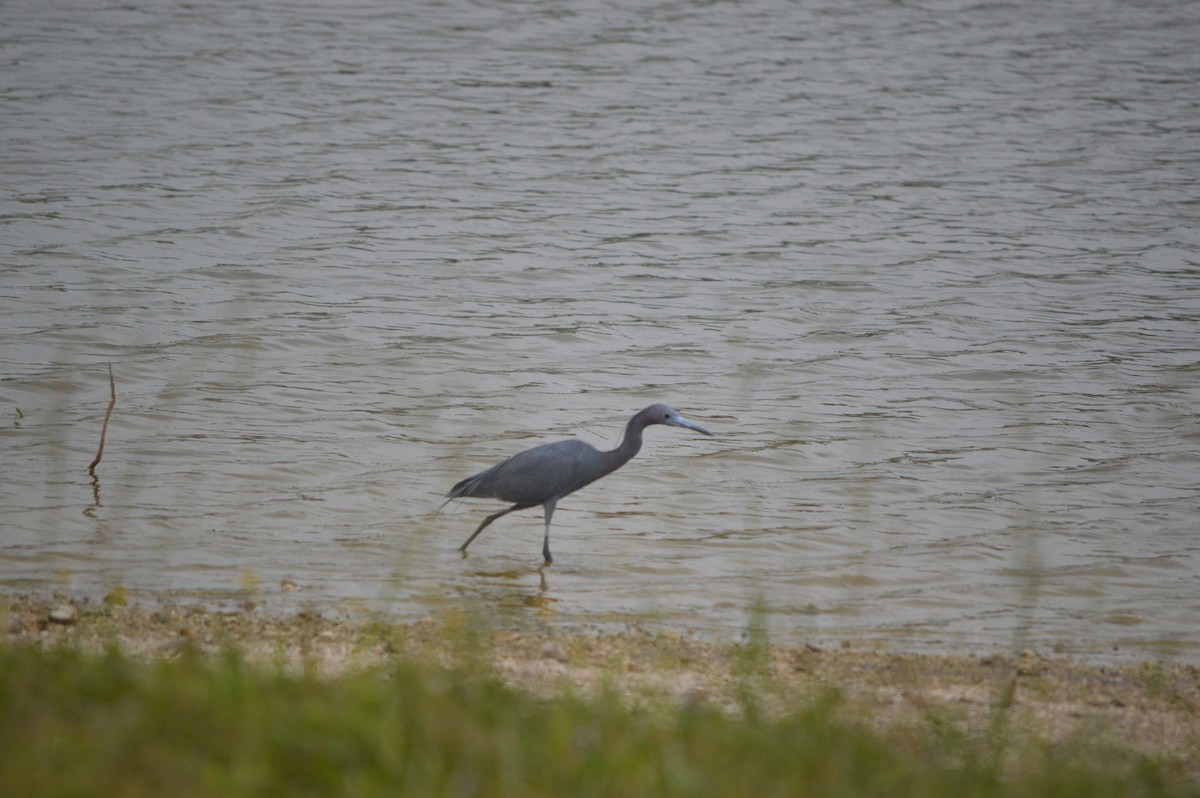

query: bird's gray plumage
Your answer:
[444,404,713,563]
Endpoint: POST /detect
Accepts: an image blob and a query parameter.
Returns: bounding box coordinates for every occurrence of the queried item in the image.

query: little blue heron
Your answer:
[443,404,713,563]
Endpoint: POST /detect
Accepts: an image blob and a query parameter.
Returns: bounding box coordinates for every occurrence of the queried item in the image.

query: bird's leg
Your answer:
[459,503,534,553]
[541,497,557,564]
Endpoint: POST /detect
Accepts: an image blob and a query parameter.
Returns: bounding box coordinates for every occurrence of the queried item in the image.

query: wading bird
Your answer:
[444,404,713,563]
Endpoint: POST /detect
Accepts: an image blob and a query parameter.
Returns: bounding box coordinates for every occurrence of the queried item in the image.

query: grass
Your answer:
[2,626,1197,797]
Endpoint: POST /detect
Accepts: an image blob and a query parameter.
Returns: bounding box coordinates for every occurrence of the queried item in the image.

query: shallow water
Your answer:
[3,0,1199,660]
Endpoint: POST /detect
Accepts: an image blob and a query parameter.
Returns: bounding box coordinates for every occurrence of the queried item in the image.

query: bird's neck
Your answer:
[601,413,645,473]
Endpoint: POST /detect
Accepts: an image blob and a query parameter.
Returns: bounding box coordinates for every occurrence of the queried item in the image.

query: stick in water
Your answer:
[87,362,116,473]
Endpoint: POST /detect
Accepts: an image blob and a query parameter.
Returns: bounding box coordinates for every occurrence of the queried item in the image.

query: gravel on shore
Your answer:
[6,593,1198,768]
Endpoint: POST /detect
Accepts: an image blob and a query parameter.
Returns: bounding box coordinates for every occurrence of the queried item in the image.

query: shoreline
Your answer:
[5,592,1199,769]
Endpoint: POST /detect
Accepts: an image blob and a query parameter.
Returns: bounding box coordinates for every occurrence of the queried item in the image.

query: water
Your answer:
[3,0,1198,660]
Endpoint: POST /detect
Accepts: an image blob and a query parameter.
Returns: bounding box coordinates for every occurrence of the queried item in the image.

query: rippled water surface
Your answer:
[3,0,1199,659]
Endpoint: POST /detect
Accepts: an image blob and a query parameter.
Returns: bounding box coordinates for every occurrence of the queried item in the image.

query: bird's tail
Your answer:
[446,471,484,499]
[439,462,502,509]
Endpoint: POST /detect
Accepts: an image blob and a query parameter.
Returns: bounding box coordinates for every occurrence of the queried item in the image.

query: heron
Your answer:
[443,404,714,563]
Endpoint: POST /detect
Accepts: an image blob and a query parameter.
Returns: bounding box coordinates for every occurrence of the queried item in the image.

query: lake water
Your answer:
[3,0,1198,661]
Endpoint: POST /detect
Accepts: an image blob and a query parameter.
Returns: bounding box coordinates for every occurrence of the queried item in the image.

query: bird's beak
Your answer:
[668,415,713,436]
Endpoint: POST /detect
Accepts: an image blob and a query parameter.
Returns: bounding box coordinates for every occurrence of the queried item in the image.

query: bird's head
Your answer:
[642,404,713,436]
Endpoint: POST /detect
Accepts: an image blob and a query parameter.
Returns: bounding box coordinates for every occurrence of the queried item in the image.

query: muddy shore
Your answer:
[5,593,1198,769]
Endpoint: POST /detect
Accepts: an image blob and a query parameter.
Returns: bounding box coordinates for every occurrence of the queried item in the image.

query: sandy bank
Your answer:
[5,593,1198,768]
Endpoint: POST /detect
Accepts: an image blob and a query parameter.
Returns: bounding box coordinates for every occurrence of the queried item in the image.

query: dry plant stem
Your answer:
[87,362,115,473]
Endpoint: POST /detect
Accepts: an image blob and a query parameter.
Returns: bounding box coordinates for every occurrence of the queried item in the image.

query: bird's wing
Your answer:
[481,440,599,504]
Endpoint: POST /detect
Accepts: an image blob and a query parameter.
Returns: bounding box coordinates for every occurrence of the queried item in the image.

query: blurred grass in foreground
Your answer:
[2,640,1194,798]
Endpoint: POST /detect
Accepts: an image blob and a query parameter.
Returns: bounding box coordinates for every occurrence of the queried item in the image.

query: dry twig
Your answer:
[87,362,116,473]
